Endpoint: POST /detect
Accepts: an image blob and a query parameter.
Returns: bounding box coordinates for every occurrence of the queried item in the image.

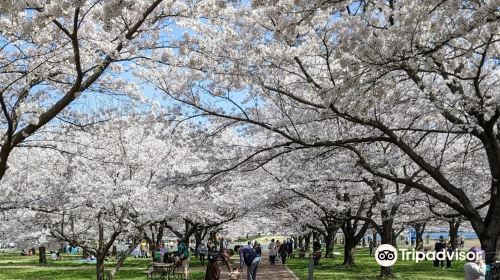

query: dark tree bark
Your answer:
[341,217,371,265]
[307,219,341,259]
[94,210,127,280]
[96,254,106,280]
[165,219,200,247]
[343,233,356,265]
[338,194,374,266]
[143,221,166,255]
[412,222,426,249]
[324,229,336,258]
[357,181,409,277]
[209,230,218,245]
[108,239,142,280]
[304,232,312,251]
[38,246,46,264]
[379,216,395,278]
[194,227,209,258]
[448,218,461,250]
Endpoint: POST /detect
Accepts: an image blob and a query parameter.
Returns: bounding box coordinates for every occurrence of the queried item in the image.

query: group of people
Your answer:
[424,235,488,279]
[20,248,36,256]
[433,236,456,269]
[200,241,261,280]
[158,237,308,280]
[149,239,191,280]
[268,238,294,266]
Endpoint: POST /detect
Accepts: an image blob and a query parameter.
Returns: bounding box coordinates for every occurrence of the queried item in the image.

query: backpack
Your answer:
[207,251,219,263]
[242,248,257,266]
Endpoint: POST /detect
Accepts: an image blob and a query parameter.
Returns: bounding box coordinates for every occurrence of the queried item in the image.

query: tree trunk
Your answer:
[477,233,500,263]
[153,223,165,254]
[325,234,334,258]
[96,254,106,280]
[304,233,311,251]
[343,234,355,265]
[209,231,218,247]
[379,215,395,278]
[298,236,304,249]
[413,222,426,249]
[448,218,461,250]
[380,266,393,278]
[95,212,122,280]
[312,231,319,242]
[38,246,46,264]
[194,228,205,258]
[145,222,164,254]
[108,239,141,280]
[293,236,298,249]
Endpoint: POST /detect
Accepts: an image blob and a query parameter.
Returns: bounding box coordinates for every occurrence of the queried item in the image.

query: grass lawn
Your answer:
[0,250,206,280]
[286,247,466,280]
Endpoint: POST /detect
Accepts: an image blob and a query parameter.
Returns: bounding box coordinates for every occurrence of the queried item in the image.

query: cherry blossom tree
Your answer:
[143,0,500,268]
[0,0,195,182]
[2,114,204,280]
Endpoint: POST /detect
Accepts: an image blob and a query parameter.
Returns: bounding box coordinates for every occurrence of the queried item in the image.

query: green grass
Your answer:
[0,248,469,279]
[286,247,465,280]
[0,251,206,280]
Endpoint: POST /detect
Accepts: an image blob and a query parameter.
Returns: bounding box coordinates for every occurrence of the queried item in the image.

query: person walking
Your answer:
[204,246,233,280]
[268,239,277,265]
[278,240,288,265]
[198,243,208,265]
[434,236,446,268]
[253,243,262,257]
[286,239,293,258]
[235,245,260,280]
[459,235,465,249]
[275,240,281,263]
[176,239,190,280]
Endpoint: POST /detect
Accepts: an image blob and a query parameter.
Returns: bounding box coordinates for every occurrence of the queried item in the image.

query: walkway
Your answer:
[221,253,299,280]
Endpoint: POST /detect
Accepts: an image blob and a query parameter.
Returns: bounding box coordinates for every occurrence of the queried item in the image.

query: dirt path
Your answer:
[218,253,299,280]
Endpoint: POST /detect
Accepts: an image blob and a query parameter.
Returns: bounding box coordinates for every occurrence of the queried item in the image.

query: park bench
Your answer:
[145,263,183,280]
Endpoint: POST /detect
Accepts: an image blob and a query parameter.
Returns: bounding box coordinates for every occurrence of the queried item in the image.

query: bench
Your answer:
[145,262,185,280]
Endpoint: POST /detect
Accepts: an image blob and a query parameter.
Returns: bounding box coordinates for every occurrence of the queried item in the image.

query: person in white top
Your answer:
[464,247,486,280]
[268,239,277,265]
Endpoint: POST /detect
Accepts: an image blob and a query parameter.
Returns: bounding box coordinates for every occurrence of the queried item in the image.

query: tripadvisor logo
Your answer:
[374,244,482,266]
[375,244,398,267]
